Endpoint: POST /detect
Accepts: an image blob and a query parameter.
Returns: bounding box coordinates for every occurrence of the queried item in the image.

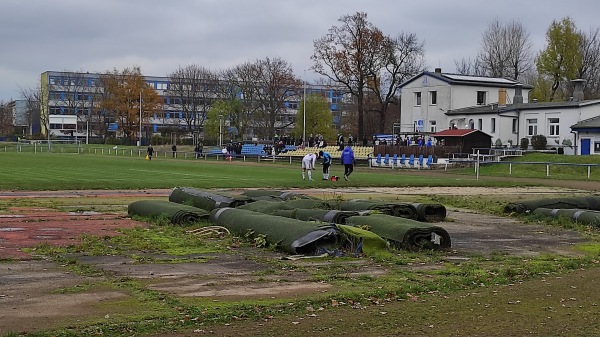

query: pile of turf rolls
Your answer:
[209,207,340,254]
[533,208,600,227]
[128,200,209,224]
[504,195,600,214]
[345,214,451,251]
[169,187,251,211]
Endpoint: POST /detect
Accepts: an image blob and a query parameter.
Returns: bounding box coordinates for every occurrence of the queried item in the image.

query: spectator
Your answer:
[146,144,154,161]
[194,144,201,159]
[362,136,368,146]
[171,144,177,158]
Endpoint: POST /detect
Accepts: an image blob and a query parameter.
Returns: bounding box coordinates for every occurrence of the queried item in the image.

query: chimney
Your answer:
[572,79,586,101]
[513,84,523,104]
[498,88,507,106]
[434,67,442,74]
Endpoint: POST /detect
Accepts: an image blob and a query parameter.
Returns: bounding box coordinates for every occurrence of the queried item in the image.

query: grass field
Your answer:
[0,151,529,191]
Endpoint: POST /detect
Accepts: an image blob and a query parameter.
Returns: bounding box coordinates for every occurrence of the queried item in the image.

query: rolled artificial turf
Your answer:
[128,200,209,224]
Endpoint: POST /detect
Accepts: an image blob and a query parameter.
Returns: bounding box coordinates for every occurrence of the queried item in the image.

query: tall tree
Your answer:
[577,27,600,99]
[368,32,425,133]
[20,85,49,138]
[312,12,386,140]
[0,101,13,137]
[536,17,582,101]
[476,19,533,80]
[167,65,216,133]
[99,67,162,144]
[227,57,300,140]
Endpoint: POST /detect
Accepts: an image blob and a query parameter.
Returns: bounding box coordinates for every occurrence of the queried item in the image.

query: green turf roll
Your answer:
[412,203,447,222]
[533,208,600,227]
[285,198,332,209]
[128,200,210,224]
[272,209,359,224]
[237,200,295,214]
[209,207,341,254]
[169,187,251,211]
[504,195,600,214]
[336,224,391,257]
[345,214,451,251]
[241,189,314,201]
[339,200,418,219]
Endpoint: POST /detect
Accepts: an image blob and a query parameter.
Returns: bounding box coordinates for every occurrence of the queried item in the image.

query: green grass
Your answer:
[474,153,600,180]
[0,151,527,191]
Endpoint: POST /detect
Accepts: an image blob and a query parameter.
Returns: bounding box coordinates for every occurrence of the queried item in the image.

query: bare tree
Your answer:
[0,101,13,137]
[217,64,263,139]
[368,32,426,133]
[19,85,46,138]
[312,12,386,140]
[454,57,485,76]
[167,65,217,133]
[577,27,600,99]
[476,18,534,80]
[221,58,300,140]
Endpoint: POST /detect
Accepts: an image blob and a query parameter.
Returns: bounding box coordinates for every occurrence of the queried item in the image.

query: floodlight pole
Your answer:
[303,75,306,148]
[219,114,223,147]
[138,90,142,147]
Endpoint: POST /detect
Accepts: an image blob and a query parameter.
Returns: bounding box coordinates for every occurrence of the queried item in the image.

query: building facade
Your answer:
[40,71,348,143]
[399,68,531,139]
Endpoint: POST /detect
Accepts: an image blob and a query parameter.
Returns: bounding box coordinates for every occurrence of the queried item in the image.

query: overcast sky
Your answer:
[2,0,599,101]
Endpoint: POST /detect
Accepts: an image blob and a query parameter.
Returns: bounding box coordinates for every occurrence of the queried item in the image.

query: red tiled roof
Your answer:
[432,129,479,137]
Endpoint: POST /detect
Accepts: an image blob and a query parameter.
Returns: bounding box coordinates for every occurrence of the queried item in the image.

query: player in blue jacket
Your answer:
[340,146,355,181]
[318,150,332,180]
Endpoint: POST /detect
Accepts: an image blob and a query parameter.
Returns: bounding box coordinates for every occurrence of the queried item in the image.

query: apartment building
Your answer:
[40,71,347,143]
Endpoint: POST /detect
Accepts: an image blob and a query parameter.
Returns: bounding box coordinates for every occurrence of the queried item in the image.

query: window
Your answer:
[512,118,518,133]
[527,118,538,136]
[477,91,487,105]
[549,118,560,136]
[491,118,496,133]
[429,91,437,105]
[429,120,437,133]
[414,92,422,106]
[477,119,483,130]
[469,119,475,129]
[156,82,168,90]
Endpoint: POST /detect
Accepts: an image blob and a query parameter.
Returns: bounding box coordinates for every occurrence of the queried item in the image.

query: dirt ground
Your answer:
[0,186,596,335]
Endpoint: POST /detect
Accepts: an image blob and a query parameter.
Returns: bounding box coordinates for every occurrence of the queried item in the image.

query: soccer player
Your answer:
[301,152,317,181]
[318,150,332,180]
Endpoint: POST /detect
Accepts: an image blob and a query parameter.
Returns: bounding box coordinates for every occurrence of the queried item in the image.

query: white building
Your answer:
[399,69,600,154]
[399,68,531,139]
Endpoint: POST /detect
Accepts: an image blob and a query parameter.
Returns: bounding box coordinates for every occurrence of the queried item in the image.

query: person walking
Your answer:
[301,152,317,181]
[146,144,154,161]
[318,150,332,180]
[340,145,355,181]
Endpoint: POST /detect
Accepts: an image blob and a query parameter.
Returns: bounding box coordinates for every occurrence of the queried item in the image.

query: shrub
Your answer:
[494,138,503,148]
[531,135,547,150]
[520,138,529,150]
